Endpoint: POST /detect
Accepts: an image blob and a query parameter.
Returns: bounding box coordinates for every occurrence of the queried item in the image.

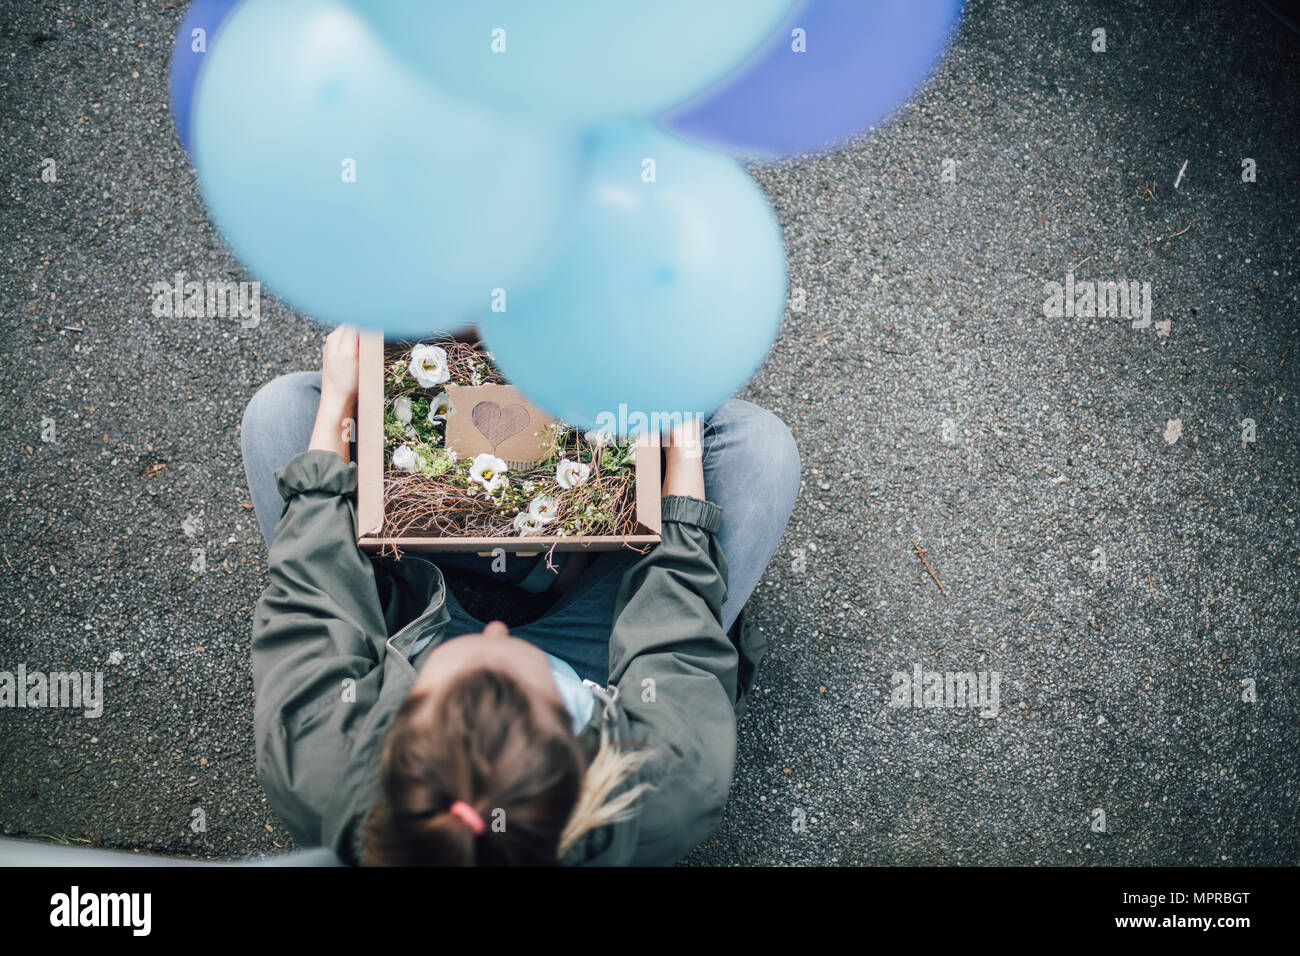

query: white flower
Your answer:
[403,424,418,439]
[469,453,508,493]
[392,445,420,472]
[555,458,591,489]
[447,449,459,462]
[522,480,537,494]
[528,494,559,524]
[428,390,453,422]
[513,511,546,536]
[392,395,412,424]
[584,427,613,447]
[408,344,450,388]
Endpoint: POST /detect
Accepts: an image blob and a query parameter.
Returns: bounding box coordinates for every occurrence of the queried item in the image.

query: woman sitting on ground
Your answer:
[241,325,800,864]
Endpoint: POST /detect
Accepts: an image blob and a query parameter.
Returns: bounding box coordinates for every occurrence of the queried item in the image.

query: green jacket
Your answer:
[251,449,767,865]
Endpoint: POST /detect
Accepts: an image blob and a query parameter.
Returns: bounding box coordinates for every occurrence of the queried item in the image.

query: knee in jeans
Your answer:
[242,371,319,442]
[711,399,801,493]
[756,408,801,497]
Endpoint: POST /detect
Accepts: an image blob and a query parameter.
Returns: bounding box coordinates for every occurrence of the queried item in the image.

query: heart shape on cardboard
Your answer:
[471,400,530,449]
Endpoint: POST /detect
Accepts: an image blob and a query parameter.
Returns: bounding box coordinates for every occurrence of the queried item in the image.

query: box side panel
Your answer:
[635,429,662,535]
[358,535,661,554]
[355,331,386,540]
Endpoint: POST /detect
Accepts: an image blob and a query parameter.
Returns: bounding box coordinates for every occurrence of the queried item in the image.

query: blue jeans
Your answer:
[241,371,801,683]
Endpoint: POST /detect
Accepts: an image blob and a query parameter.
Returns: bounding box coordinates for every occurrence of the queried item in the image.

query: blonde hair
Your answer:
[558,723,653,856]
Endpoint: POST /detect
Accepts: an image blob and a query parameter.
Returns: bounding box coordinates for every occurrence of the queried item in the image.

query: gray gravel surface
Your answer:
[0,0,1296,864]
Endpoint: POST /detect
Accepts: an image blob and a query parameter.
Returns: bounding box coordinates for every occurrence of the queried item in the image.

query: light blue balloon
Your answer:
[192,0,581,336]
[480,121,787,438]
[347,0,799,122]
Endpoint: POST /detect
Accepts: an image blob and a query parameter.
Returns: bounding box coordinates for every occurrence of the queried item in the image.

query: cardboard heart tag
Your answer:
[471,401,530,448]
[445,384,555,464]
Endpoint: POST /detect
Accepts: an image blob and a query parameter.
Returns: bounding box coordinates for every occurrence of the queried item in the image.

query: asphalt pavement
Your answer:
[0,0,1296,864]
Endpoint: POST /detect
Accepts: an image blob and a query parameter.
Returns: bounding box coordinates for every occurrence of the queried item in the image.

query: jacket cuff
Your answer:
[275,449,357,501]
[661,494,722,534]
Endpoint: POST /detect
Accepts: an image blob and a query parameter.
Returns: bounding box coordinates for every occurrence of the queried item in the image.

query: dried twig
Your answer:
[910,539,947,595]
[1152,222,1192,243]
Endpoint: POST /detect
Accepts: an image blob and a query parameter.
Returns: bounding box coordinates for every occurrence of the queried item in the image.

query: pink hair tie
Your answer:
[449,800,485,835]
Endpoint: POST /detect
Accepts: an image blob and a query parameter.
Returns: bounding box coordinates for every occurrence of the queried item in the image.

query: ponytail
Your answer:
[366,667,652,865]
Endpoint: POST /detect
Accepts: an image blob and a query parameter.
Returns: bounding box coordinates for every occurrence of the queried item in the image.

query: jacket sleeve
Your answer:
[605,493,739,865]
[251,449,390,850]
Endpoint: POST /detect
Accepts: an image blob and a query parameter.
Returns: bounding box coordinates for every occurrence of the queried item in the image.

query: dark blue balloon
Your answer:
[168,0,241,154]
[662,0,964,160]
